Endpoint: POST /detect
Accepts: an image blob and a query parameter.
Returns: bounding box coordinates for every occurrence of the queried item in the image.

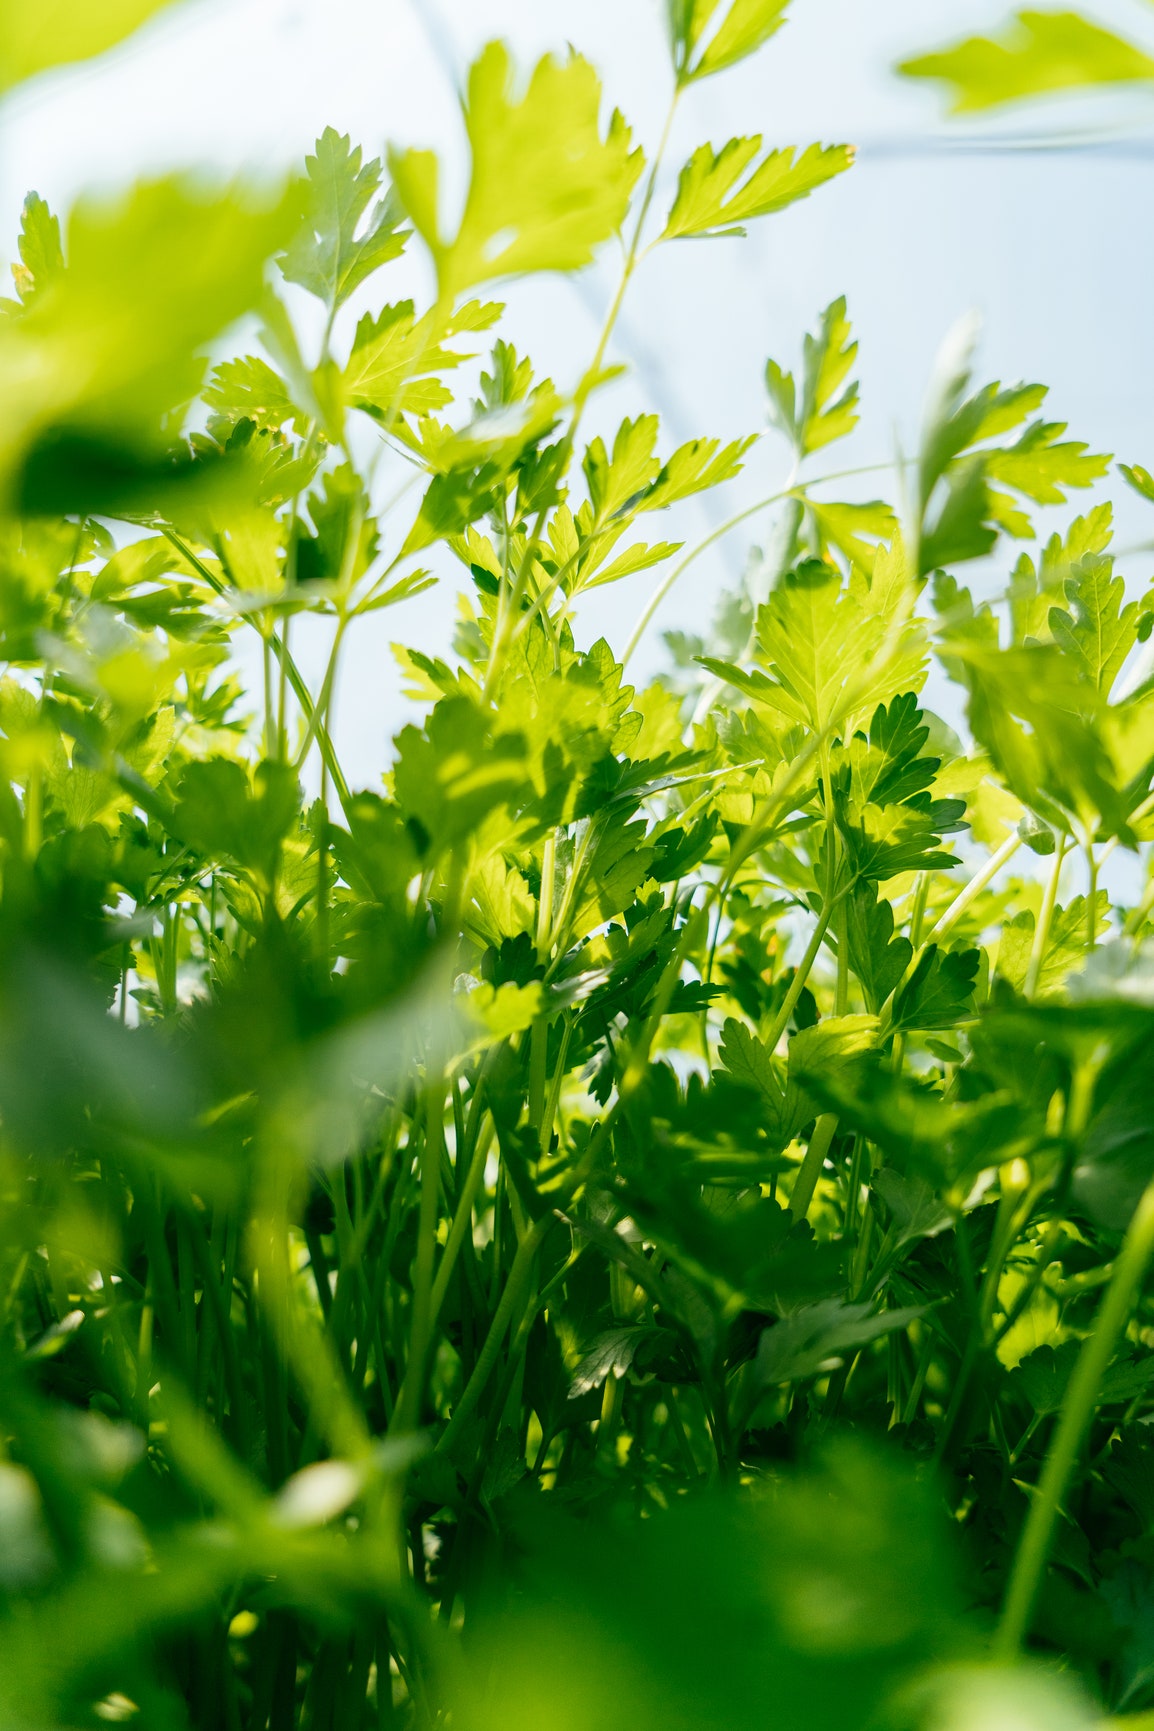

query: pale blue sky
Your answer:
[2,0,1153,790]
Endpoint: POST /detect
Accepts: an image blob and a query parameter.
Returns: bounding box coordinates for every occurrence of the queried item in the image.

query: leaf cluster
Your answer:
[1,10,1154,1731]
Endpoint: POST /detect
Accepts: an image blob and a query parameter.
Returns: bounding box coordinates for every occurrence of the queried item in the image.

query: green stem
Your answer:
[790,1113,838,1224]
[435,1212,554,1457]
[879,831,1022,1036]
[1085,834,1099,952]
[160,527,352,813]
[1010,1411,1043,1467]
[996,1177,1154,1658]
[294,615,348,774]
[394,1075,446,1435]
[571,90,680,435]
[762,901,835,1056]
[620,462,902,668]
[1024,833,1067,1000]
[528,831,557,1131]
[993,1217,1065,1347]
[426,1118,493,1340]
[480,103,682,702]
[900,1328,934,1426]
[927,831,1021,946]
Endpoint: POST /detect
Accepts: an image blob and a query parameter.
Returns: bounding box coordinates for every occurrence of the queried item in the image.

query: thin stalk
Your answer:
[762,901,835,1056]
[790,1113,838,1223]
[927,831,1022,943]
[276,614,291,760]
[528,832,557,1131]
[1010,1411,1043,1466]
[1024,833,1068,999]
[834,895,849,1016]
[436,1212,555,1457]
[262,632,275,759]
[993,1217,1066,1347]
[160,527,352,811]
[900,1328,935,1426]
[293,614,348,775]
[620,462,902,667]
[395,1076,445,1434]
[571,89,680,433]
[540,1014,573,1153]
[997,1177,1154,1657]
[879,832,1022,1036]
[1085,833,1099,951]
[843,1132,866,1245]
[977,1171,1045,1334]
[426,1119,494,1339]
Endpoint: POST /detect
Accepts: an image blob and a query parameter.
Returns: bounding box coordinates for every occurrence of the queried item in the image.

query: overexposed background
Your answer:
[2,0,1153,788]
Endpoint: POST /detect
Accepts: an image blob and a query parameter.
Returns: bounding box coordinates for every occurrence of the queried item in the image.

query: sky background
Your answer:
[2,0,1154,795]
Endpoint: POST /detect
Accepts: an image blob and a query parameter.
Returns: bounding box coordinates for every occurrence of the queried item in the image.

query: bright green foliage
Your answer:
[0,177,299,505]
[3,194,64,309]
[914,325,1110,576]
[3,12,1154,1731]
[667,0,792,84]
[767,295,860,456]
[281,129,408,312]
[1048,556,1154,696]
[899,10,1154,113]
[661,138,853,239]
[389,44,644,302]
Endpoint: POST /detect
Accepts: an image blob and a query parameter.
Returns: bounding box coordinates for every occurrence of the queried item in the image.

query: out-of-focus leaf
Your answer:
[455,1443,958,1731]
[892,1662,1098,1730]
[1012,1340,1080,1415]
[393,696,530,859]
[915,322,1108,574]
[899,11,1154,114]
[169,757,300,883]
[0,0,181,92]
[1012,1340,1154,1422]
[0,177,298,505]
[872,1167,952,1250]
[801,1059,1025,1191]
[1073,1030,1154,1231]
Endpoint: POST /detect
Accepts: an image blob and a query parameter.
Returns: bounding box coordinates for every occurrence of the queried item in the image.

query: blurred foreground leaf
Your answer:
[0,0,183,93]
[899,10,1154,114]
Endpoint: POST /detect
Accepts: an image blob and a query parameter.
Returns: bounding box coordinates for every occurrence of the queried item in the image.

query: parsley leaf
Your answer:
[390,45,643,301]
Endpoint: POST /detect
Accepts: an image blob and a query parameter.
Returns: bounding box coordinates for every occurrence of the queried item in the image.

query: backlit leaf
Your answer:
[390,44,643,301]
[5,194,63,309]
[899,10,1154,114]
[281,128,408,310]
[662,138,852,240]
[0,0,180,92]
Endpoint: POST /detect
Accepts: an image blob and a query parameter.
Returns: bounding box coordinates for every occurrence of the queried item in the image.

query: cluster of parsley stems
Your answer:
[133,83,1154,1671]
